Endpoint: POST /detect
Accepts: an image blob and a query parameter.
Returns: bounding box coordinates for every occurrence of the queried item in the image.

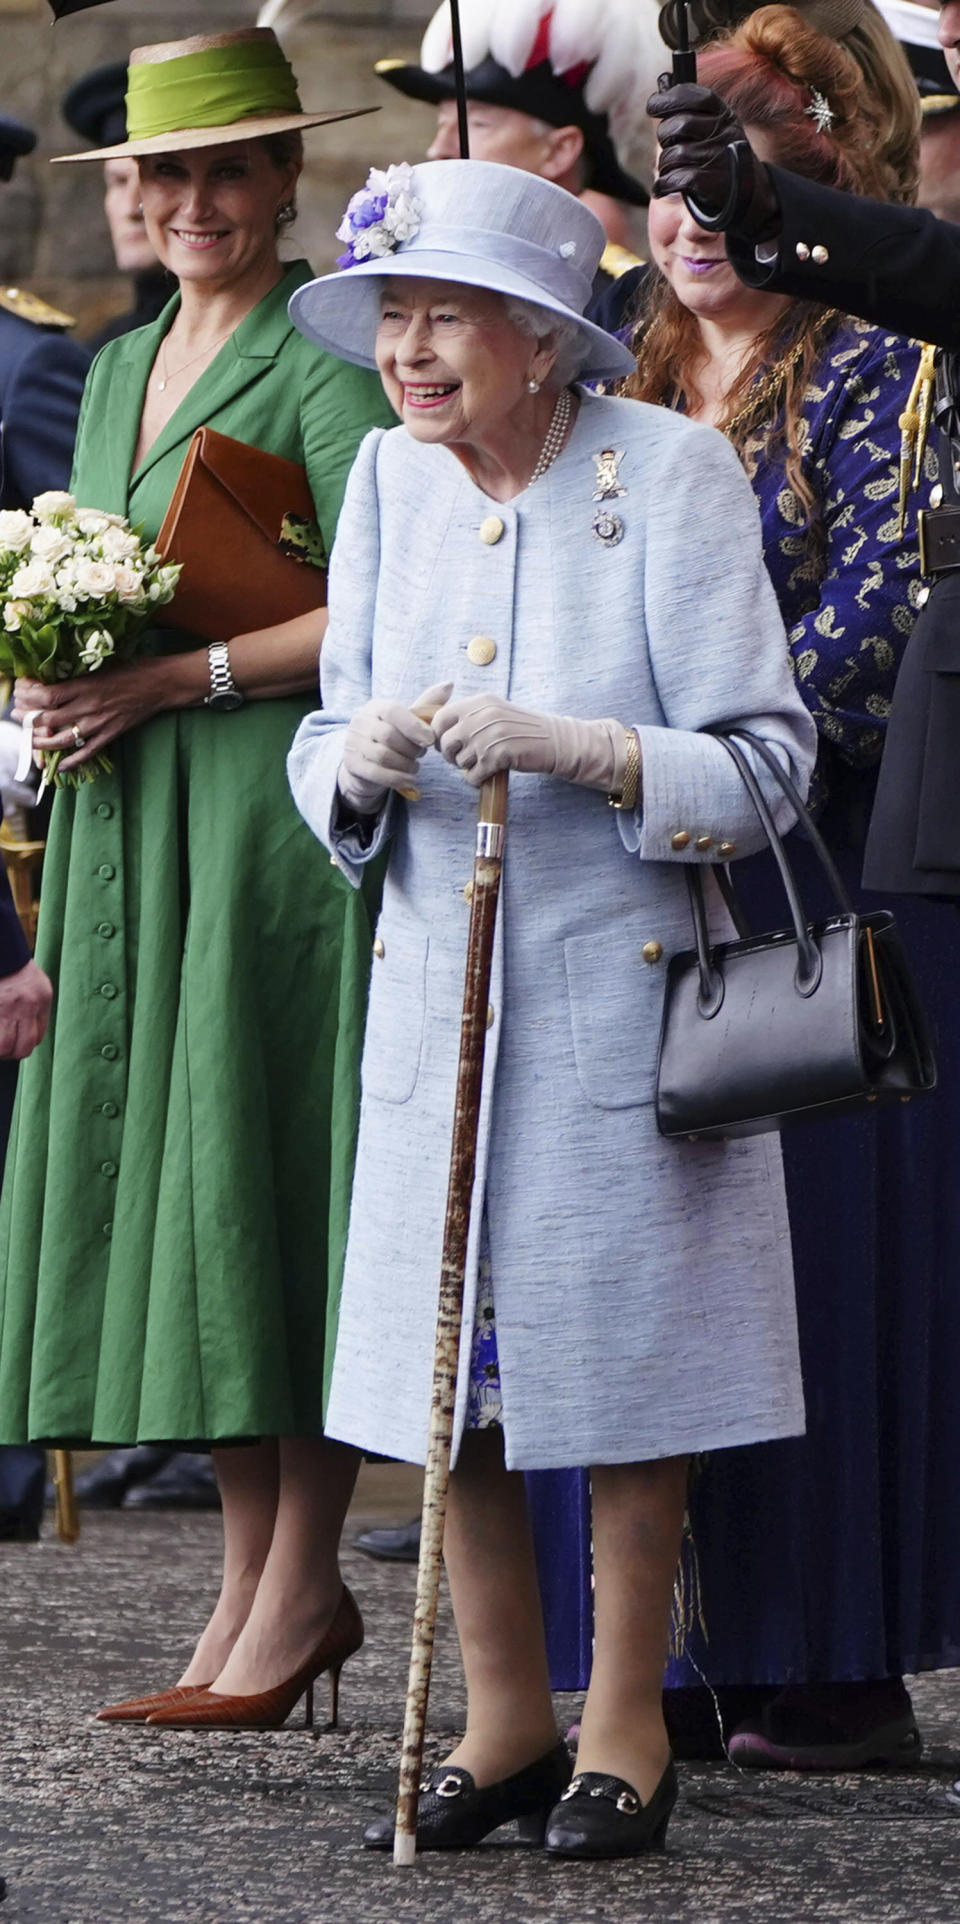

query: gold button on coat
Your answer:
[795,241,811,261]
[811,244,829,264]
[372,936,385,958]
[717,840,736,858]
[641,941,663,965]
[467,635,497,666]
[671,830,691,850]
[479,516,505,545]
[695,834,713,852]
[931,483,944,508]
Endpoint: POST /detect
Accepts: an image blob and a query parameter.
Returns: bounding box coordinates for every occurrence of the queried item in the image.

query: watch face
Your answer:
[207,688,244,713]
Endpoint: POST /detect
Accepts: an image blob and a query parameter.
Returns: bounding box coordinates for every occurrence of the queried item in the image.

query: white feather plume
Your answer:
[256,0,318,33]
[422,0,507,76]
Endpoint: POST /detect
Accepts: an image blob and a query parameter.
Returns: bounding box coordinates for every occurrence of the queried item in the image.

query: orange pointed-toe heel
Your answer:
[96,1682,215,1724]
[144,1585,364,1733]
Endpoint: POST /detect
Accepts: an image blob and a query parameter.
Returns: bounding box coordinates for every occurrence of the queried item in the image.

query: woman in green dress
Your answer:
[0,29,394,1727]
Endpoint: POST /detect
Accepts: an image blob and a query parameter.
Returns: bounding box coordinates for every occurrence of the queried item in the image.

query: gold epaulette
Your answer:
[0,285,75,329]
[599,242,645,281]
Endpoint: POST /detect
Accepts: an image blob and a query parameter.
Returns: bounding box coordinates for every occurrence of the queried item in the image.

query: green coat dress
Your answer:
[0,261,394,1444]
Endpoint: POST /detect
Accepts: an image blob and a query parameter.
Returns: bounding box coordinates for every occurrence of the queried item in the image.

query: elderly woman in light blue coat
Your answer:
[287,159,817,1864]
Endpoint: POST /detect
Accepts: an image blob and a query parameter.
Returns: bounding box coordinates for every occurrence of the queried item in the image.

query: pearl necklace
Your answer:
[528,387,574,488]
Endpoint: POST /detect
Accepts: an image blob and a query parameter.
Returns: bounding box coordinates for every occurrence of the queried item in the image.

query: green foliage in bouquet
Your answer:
[0,491,181,787]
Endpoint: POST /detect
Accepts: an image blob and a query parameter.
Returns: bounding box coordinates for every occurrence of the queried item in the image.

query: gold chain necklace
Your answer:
[156,324,235,394]
[718,309,840,443]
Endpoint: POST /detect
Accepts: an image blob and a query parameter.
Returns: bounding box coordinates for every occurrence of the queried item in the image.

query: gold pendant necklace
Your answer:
[156,325,234,393]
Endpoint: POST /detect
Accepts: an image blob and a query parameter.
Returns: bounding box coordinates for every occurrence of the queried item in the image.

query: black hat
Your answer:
[61,62,129,151]
[0,115,37,183]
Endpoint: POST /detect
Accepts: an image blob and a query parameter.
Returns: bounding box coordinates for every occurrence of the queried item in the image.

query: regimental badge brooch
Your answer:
[591,447,626,546]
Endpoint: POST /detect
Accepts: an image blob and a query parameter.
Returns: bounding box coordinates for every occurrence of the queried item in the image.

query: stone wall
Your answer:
[0,0,434,337]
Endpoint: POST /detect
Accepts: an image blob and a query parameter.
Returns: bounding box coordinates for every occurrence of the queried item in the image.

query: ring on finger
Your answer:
[71,725,87,749]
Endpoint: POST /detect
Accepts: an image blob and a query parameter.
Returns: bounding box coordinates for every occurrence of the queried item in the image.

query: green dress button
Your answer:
[96,804,113,820]
[96,923,115,939]
[100,1161,118,1179]
[99,1102,119,1119]
[100,1043,118,1060]
[102,1222,113,1239]
[98,864,115,880]
[99,983,117,1000]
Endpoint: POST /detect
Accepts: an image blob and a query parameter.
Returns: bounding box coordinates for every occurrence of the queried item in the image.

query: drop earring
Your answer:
[528,379,540,393]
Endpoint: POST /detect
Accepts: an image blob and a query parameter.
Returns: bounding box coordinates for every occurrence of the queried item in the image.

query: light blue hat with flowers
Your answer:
[288,158,636,383]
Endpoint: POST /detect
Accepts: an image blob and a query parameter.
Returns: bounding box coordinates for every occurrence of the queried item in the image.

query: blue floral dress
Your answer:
[531,318,960,1688]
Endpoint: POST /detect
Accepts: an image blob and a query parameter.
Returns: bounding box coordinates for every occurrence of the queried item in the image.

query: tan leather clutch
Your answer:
[155,425,327,642]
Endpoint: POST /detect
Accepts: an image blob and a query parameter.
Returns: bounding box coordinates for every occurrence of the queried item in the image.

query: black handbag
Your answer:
[655,728,937,1140]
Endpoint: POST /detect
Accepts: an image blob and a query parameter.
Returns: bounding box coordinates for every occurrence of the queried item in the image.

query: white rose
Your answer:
[75,507,114,537]
[9,560,57,600]
[32,491,76,522]
[0,510,34,553]
[113,565,145,605]
[101,524,140,562]
[3,602,26,631]
[74,560,118,600]
[30,525,73,566]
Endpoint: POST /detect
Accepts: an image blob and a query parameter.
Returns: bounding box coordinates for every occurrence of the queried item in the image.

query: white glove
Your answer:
[432,692,630,793]
[338,681,453,813]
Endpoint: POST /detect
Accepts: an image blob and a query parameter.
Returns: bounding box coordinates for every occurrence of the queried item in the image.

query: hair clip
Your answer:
[805,89,834,134]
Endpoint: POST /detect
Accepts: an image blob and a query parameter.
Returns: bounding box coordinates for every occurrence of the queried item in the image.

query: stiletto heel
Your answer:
[328,1664,342,1731]
[144,1586,364,1732]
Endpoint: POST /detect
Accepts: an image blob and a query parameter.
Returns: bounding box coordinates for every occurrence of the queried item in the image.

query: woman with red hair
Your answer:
[532,3,960,1772]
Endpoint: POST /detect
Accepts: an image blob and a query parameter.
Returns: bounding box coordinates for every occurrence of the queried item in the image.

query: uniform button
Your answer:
[98,1101,120,1119]
[98,864,115,880]
[96,803,113,820]
[930,483,944,508]
[100,1043,119,1060]
[96,922,115,939]
[99,983,118,999]
[463,880,474,903]
[100,1161,118,1179]
[811,244,829,264]
[479,516,505,545]
[795,241,811,261]
[467,635,497,666]
[372,936,385,958]
[717,840,736,858]
[486,1004,495,1029]
[641,941,663,965]
[102,1221,113,1239]
[916,584,930,607]
[671,831,691,850]
[694,835,713,852]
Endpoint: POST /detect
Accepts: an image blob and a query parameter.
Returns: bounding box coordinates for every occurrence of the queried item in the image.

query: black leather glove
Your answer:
[647,80,782,240]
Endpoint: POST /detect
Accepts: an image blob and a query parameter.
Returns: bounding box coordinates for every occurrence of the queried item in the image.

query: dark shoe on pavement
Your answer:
[664,1684,776,1761]
[727,1679,921,1770]
[353,1517,420,1562]
[62,1446,173,1510]
[363,1739,572,1850]
[122,1453,219,1510]
[544,1760,678,1860]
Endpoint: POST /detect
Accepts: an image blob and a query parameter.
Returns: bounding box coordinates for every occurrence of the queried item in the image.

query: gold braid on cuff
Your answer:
[609,726,640,812]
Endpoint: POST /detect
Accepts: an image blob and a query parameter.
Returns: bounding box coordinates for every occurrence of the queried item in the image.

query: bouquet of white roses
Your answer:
[0,490,181,787]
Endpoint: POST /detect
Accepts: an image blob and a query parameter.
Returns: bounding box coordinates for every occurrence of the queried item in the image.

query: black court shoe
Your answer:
[544,1759,678,1860]
[363,1739,572,1851]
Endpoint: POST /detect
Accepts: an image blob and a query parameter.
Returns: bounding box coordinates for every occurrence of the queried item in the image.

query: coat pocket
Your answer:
[564,913,677,1110]
[361,920,428,1106]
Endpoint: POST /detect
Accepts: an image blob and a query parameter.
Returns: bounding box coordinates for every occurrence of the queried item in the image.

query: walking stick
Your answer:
[52,1448,79,1543]
[393,766,508,1867]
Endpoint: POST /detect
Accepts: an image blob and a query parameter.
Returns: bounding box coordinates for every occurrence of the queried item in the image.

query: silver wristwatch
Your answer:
[205,642,244,713]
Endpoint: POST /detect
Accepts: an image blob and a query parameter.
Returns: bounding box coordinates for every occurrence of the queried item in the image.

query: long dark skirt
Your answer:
[530,778,960,1687]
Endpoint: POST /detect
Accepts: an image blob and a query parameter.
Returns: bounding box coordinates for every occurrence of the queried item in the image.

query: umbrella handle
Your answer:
[393,766,508,1866]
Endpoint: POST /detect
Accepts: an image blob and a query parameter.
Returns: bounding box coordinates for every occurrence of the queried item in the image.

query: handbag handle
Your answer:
[685,730,835,1013]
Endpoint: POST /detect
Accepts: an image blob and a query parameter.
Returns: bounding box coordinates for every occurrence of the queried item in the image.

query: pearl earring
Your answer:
[528,379,540,393]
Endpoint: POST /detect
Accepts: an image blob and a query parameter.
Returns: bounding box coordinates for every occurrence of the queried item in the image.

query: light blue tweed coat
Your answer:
[289,390,818,1471]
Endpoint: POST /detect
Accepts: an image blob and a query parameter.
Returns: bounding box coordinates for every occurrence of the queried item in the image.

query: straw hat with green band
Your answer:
[52,28,377,164]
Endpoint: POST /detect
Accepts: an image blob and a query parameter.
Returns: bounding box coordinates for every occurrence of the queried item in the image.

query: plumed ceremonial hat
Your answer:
[0,115,37,183]
[376,0,657,207]
[289,157,636,383]
[51,28,377,163]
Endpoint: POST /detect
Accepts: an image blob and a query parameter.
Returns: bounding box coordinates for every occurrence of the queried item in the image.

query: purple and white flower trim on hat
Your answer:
[336,162,424,269]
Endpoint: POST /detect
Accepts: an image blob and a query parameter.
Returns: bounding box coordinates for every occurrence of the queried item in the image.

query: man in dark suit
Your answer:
[0,114,71,1537]
[649,1,960,899]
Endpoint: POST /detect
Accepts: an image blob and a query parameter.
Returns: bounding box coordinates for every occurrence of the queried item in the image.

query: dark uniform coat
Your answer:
[727,167,960,894]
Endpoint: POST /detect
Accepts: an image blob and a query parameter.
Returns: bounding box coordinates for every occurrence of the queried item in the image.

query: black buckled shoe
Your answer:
[544,1760,678,1860]
[363,1739,572,1851]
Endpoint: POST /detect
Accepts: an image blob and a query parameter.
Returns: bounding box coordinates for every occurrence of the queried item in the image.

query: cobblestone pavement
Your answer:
[1,1509,958,1924]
